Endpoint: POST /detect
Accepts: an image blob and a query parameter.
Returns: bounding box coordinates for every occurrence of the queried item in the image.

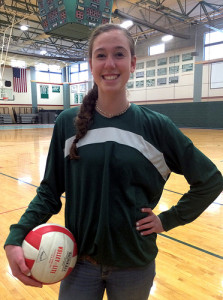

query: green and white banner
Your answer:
[40,85,49,99]
[52,85,60,93]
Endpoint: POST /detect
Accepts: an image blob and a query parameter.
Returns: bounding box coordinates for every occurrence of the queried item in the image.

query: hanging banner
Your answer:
[74,93,78,103]
[52,85,60,93]
[71,85,77,93]
[40,85,49,98]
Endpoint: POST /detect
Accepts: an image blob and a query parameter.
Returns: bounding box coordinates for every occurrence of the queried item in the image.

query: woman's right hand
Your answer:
[5,245,42,287]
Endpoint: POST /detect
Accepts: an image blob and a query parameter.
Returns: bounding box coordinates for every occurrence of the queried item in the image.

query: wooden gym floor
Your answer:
[0,124,222,300]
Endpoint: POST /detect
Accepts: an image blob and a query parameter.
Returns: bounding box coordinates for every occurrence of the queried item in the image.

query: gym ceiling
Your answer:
[0,0,223,67]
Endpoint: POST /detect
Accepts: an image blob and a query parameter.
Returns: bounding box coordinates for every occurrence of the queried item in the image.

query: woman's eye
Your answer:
[96,54,105,58]
[115,52,124,57]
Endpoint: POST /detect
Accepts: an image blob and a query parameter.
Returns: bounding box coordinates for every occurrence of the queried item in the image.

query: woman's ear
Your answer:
[130,55,136,73]
[89,59,93,73]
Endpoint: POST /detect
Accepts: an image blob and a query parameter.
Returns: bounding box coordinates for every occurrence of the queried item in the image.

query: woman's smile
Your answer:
[89,29,136,99]
[102,74,120,80]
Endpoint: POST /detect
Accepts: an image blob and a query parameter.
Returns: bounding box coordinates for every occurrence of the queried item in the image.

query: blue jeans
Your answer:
[59,259,155,300]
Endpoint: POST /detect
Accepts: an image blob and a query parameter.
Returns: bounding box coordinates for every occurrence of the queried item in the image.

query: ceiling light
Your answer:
[20,25,28,31]
[162,35,173,42]
[40,50,47,55]
[11,59,26,68]
[120,20,134,29]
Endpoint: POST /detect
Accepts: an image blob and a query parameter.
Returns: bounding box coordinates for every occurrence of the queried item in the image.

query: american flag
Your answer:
[13,68,27,93]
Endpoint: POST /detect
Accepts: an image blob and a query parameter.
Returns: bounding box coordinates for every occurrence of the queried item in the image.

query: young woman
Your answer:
[5,24,223,300]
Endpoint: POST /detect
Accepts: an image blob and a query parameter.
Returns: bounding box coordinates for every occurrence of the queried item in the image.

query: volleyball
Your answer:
[22,223,77,284]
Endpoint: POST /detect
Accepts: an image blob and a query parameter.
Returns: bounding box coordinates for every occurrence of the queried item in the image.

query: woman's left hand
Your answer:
[136,208,164,236]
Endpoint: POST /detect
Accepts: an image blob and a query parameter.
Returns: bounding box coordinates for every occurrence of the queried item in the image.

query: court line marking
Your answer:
[0,124,54,130]
[164,188,223,206]
[0,172,221,205]
[0,171,222,260]
[0,206,28,215]
[159,233,223,260]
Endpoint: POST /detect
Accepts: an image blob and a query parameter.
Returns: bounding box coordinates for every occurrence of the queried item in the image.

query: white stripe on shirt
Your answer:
[64,127,171,180]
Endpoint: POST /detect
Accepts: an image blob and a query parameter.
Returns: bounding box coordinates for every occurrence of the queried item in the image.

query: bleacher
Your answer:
[13,107,39,124]
[0,107,62,125]
[0,107,13,124]
[16,113,38,124]
[12,107,62,124]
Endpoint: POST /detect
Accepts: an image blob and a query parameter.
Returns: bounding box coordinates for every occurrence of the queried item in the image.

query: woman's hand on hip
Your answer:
[136,208,164,236]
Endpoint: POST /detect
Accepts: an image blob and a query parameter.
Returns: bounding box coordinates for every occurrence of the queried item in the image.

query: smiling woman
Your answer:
[89,30,136,105]
[4,23,223,300]
[70,24,137,159]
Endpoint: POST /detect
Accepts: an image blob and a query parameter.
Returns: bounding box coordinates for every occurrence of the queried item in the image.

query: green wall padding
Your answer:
[142,101,223,129]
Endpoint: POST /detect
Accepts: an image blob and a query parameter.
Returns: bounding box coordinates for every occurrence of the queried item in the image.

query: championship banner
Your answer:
[52,85,60,93]
[40,85,49,99]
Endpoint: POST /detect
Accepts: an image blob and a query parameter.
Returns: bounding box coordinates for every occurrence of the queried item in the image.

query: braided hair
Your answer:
[69,83,98,159]
[69,23,135,159]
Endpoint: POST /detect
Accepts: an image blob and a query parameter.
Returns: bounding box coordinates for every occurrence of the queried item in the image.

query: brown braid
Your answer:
[69,83,98,159]
[69,23,136,160]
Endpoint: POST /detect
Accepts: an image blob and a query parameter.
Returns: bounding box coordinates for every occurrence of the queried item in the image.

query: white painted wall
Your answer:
[1,52,223,108]
[128,48,196,102]
[202,63,223,98]
[36,83,63,106]
[0,67,31,105]
[1,67,64,106]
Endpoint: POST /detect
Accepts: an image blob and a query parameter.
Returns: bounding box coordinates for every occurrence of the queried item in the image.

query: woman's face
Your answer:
[89,29,136,96]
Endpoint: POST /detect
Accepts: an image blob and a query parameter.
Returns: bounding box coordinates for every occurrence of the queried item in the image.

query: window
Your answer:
[35,63,48,71]
[70,73,79,82]
[204,30,223,60]
[50,73,62,83]
[36,71,49,82]
[49,65,61,72]
[205,31,223,44]
[79,71,88,82]
[80,62,88,71]
[35,63,62,82]
[148,43,165,56]
[70,64,79,73]
[70,62,89,83]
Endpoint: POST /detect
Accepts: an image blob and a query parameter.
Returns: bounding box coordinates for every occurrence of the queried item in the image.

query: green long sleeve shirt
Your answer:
[5,104,223,268]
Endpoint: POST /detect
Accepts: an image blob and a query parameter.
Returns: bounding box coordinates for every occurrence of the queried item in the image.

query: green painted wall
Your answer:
[143,101,223,129]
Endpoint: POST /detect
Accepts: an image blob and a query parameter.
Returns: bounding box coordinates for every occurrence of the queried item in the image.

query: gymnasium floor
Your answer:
[0,124,223,300]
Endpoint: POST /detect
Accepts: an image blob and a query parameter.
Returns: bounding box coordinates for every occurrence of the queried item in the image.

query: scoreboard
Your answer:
[37,0,114,40]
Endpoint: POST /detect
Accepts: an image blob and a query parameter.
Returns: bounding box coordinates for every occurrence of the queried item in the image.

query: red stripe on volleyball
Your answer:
[34,225,75,243]
[25,231,42,250]
[66,267,74,277]
[25,258,35,270]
